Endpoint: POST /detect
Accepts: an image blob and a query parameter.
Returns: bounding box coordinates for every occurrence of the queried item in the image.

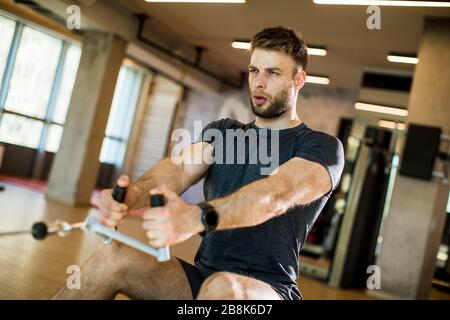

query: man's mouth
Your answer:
[253,95,268,105]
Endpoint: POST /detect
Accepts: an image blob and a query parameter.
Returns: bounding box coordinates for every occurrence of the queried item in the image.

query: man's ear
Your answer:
[294,70,306,90]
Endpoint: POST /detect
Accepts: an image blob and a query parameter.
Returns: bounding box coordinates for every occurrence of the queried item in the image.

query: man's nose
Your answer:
[251,73,267,89]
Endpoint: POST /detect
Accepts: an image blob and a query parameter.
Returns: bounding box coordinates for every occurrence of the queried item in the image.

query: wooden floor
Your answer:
[0,181,448,300]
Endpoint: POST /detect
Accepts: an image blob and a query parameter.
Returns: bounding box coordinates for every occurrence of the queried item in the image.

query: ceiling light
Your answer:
[308,47,327,56]
[387,54,419,65]
[306,75,330,85]
[378,119,407,130]
[231,41,251,50]
[355,102,408,116]
[313,0,450,7]
[145,0,245,3]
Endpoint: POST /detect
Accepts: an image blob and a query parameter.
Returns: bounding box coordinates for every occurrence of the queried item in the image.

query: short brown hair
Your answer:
[250,26,308,71]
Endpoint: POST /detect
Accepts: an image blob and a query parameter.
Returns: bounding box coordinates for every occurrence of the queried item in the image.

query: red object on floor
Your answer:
[0,175,47,193]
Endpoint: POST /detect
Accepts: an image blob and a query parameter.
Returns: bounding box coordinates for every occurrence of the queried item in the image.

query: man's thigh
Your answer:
[114,243,193,300]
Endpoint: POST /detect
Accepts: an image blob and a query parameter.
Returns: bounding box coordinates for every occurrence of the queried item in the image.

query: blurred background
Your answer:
[0,0,449,300]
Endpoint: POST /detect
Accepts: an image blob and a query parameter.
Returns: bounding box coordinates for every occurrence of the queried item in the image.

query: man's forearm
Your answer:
[208,174,299,230]
[207,159,330,230]
[131,157,190,209]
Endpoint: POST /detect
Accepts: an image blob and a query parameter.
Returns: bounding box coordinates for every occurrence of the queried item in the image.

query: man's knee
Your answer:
[89,242,121,272]
[197,272,244,300]
[93,241,160,274]
[92,242,137,274]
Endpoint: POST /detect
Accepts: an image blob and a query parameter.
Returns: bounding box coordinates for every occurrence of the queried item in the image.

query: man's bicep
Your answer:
[297,158,334,197]
[293,134,345,197]
[274,157,333,204]
[179,142,213,183]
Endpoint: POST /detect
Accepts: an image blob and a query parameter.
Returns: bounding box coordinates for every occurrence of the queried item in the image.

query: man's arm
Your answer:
[143,156,333,247]
[97,141,213,227]
[206,157,332,230]
[131,142,213,209]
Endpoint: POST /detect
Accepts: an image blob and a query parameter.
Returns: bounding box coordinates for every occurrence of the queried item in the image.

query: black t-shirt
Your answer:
[193,118,345,299]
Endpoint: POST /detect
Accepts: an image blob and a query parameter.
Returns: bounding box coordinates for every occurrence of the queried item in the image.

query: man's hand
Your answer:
[142,184,204,248]
[97,175,142,228]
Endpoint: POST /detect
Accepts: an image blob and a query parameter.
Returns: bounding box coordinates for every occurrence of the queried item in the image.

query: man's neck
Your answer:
[254,112,302,130]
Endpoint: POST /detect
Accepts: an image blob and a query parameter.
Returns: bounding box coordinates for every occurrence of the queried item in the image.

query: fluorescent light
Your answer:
[387,55,419,64]
[313,0,450,7]
[306,75,330,85]
[308,47,327,56]
[232,41,328,57]
[145,0,245,3]
[378,120,406,130]
[355,102,408,116]
[231,41,251,50]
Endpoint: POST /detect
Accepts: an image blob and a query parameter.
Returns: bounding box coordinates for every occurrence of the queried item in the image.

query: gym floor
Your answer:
[0,180,449,300]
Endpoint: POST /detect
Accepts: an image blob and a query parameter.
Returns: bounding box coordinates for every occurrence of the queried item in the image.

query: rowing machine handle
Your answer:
[150,194,170,261]
[105,184,128,243]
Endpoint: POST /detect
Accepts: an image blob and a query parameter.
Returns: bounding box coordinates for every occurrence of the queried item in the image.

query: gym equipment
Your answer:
[104,184,127,244]
[0,185,171,262]
[329,127,394,288]
[400,123,441,180]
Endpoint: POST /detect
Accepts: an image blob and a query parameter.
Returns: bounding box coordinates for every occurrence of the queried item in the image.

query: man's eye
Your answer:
[268,71,279,75]
[249,69,257,73]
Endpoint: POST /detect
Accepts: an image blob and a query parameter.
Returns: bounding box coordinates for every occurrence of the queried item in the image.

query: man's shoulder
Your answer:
[294,126,344,153]
[205,117,248,131]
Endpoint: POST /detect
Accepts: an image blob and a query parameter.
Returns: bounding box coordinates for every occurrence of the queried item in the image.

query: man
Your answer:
[53,26,344,300]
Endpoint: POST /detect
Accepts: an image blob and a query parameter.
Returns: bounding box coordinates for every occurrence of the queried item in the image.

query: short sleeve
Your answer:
[294,132,345,196]
[194,118,237,146]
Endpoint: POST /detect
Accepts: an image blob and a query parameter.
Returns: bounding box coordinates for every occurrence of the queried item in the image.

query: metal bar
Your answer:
[84,216,170,262]
[375,154,400,257]
[329,143,370,288]
[0,230,31,237]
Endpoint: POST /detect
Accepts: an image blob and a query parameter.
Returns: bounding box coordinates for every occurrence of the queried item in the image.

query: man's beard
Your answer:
[250,88,290,119]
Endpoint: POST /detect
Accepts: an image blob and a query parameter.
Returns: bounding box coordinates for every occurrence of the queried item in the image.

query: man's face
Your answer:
[248,48,304,119]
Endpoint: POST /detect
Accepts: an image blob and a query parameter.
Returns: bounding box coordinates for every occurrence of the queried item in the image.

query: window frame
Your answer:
[100,63,147,166]
[0,13,81,152]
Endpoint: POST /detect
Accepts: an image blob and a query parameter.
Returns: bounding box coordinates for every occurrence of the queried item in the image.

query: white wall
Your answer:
[298,86,357,136]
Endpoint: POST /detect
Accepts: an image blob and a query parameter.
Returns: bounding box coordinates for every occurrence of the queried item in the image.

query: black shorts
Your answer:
[177,258,206,299]
[176,258,299,300]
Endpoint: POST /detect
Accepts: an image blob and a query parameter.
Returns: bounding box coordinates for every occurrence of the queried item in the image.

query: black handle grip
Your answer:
[150,194,164,207]
[112,185,127,203]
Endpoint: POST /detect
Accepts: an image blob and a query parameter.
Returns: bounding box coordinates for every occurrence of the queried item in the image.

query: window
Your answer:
[43,43,81,152]
[0,13,81,154]
[45,124,64,153]
[52,44,82,124]
[4,26,62,119]
[100,137,125,164]
[0,113,43,148]
[99,65,144,166]
[0,13,145,171]
[0,15,16,88]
